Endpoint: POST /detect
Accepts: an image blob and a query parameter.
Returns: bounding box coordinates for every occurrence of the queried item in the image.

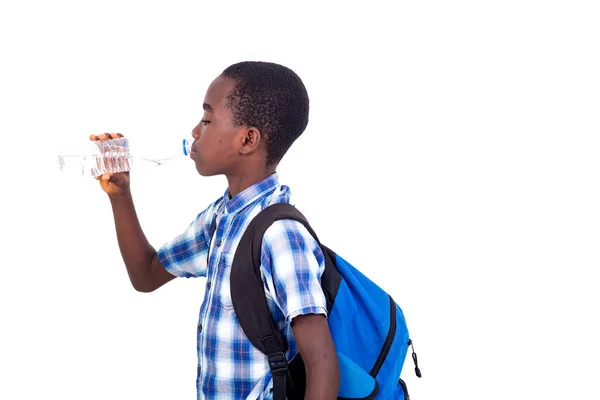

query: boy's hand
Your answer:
[89,132,131,196]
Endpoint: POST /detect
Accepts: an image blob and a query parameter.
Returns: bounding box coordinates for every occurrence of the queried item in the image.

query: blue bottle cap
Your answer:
[182,138,191,156]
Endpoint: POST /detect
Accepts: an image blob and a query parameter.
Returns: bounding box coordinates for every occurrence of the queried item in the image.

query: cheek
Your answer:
[197,131,222,157]
[197,126,237,159]
[197,129,212,148]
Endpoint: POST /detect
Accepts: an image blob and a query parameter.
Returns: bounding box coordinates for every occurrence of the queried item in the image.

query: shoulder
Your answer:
[263,219,316,246]
[261,219,324,270]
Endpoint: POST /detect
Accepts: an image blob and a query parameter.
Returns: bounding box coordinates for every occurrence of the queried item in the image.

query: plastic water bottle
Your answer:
[57,137,191,177]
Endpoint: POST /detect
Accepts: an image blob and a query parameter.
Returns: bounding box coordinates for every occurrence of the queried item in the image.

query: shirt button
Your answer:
[197,366,201,374]
[197,324,202,333]
[206,281,211,290]
[215,239,222,247]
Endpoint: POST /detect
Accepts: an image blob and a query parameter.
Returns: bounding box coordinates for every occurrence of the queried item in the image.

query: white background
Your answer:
[1,1,598,399]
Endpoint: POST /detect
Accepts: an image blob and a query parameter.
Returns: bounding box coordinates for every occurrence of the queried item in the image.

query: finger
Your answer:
[98,133,111,141]
[101,173,113,181]
[110,132,123,139]
[89,134,99,141]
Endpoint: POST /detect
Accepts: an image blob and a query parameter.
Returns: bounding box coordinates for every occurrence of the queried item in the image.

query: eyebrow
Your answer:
[203,103,213,112]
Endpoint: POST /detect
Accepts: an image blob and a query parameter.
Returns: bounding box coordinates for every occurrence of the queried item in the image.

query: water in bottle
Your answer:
[57,137,191,177]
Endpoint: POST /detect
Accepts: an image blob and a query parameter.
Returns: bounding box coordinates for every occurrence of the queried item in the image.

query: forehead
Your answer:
[203,75,236,111]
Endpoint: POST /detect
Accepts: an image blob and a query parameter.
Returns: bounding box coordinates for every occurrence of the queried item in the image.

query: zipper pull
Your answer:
[408,339,422,378]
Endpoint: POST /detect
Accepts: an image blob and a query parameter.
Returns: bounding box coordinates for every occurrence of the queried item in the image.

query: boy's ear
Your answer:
[239,127,262,154]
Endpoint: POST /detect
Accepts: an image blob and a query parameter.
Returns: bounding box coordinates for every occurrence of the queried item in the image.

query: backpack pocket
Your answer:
[337,352,378,400]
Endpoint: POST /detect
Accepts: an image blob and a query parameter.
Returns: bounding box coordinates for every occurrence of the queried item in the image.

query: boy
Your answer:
[92,61,340,399]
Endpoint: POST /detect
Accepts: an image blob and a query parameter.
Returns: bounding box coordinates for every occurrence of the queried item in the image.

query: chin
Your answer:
[195,165,218,177]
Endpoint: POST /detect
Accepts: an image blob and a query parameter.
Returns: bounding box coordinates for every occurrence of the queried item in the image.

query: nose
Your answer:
[192,125,200,140]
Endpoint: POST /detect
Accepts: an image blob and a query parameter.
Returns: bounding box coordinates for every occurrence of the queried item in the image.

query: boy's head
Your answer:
[190,61,309,177]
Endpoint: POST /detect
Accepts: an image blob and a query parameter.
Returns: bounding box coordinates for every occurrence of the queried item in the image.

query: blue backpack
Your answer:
[230,203,421,400]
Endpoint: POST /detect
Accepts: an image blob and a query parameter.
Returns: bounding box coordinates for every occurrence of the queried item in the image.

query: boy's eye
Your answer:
[200,120,211,126]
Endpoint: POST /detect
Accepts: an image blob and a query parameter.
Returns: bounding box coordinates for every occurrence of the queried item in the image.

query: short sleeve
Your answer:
[157,202,219,278]
[260,219,327,322]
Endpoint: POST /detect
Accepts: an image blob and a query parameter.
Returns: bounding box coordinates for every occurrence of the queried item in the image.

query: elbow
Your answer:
[128,257,162,293]
[129,274,157,293]
[133,282,155,293]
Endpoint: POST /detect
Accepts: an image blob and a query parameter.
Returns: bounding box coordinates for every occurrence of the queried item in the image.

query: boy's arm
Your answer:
[92,133,175,292]
[291,314,340,400]
[109,191,176,292]
[261,219,340,398]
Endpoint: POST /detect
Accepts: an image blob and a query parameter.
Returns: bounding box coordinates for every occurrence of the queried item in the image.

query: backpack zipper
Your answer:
[408,339,422,378]
[369,295,397,377]
[370,297,423,380]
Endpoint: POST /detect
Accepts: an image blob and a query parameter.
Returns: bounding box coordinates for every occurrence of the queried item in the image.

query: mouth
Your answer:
[187,139,198,156]
[189,148,199,160]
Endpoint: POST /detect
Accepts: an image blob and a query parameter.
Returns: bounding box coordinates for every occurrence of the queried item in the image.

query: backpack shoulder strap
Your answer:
[230,203,313,400]
[231,202,340,400]
[231,202,316,351]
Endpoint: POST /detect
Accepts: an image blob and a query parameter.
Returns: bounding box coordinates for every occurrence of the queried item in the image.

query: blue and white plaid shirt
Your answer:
[158,173,327,399]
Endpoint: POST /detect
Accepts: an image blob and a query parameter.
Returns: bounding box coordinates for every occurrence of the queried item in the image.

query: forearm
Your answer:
[108,192,157,289]
[292,314,340,400]
[303,352,339,400]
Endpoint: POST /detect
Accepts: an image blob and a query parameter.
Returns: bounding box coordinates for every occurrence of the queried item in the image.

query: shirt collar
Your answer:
[222,173,280,214]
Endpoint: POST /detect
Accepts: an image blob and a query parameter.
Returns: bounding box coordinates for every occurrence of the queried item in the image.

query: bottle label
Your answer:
[93,138,131,175]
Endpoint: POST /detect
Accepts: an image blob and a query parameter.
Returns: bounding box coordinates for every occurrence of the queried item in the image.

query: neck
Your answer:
[226,163,277,198]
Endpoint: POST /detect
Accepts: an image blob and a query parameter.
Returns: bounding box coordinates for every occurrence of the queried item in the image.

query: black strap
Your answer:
[230,203,340,400]
[230,203,307,400]
[230,203,309,400]
[264,334,288,400]
[231,203,311,351]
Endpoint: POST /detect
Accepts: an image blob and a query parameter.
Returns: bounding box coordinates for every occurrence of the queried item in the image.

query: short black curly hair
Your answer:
[221,61,310,166]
